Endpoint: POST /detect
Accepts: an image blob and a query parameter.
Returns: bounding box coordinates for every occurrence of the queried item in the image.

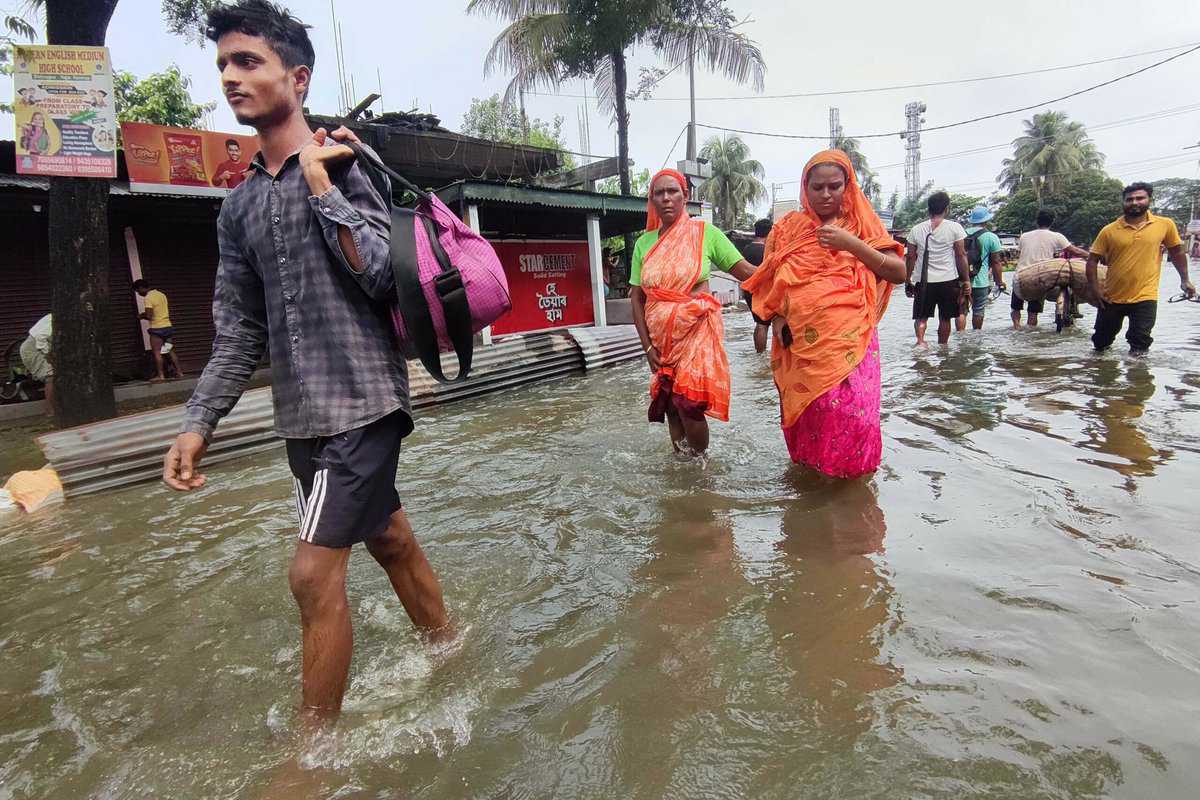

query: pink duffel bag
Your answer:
[349,142,511,382]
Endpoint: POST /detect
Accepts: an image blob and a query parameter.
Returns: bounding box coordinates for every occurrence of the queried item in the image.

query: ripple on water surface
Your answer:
[1,275,1198,798]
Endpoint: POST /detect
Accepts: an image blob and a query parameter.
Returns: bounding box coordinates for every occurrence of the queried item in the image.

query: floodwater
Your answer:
[2,271,1198,799]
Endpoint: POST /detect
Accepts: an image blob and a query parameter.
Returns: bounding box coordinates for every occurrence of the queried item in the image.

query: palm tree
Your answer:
[997,111,1104,200]
[696,134,765,229]
[829,134,879,202]
[466,0,765,196]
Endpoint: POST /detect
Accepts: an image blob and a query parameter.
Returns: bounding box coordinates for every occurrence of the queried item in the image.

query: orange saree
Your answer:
[740,149,903,476]
[642,216,731,423]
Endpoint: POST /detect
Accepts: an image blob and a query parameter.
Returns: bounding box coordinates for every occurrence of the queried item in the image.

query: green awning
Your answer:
[435,180,702,216]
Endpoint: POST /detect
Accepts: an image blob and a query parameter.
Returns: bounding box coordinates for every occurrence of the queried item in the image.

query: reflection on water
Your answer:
[1077,360,1167,484]
[765,476,898,740]
[1,273,1198,798]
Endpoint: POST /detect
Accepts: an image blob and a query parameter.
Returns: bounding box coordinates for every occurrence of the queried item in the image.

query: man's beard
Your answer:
[232,98,290,131]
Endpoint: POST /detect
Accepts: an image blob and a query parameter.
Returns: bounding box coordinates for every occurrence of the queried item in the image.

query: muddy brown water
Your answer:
[2,272,1198,798]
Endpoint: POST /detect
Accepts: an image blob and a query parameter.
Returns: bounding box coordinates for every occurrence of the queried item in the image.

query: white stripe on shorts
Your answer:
[293,478,307,526]
[300,469,329,543]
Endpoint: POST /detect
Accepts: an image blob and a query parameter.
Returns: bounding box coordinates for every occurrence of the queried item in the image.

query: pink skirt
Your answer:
[782,332,883,479]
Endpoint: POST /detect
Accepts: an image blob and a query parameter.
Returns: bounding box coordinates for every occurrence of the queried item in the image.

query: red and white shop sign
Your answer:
[489,240,595,335]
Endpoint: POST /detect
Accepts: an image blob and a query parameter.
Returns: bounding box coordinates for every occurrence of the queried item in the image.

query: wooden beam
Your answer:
[543,157,619,190]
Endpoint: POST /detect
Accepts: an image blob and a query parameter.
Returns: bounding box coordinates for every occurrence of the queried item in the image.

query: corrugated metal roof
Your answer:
[0,172,211,201]
[437,180,702,216]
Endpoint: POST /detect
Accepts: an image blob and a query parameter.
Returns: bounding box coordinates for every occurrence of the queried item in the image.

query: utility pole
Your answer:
[900,100,926,200]
[828,107,842,148]
[686,49,697,161]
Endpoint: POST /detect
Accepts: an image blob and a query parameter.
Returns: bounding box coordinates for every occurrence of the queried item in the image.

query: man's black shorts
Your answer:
[1010,293,1045,315]
[286,409,409,549]
[912,279,962,321]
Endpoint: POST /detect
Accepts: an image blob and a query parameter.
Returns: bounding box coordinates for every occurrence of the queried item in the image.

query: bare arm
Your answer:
[905,241,917,284]
[1064,244,1090,259]
[953,240,969,284]
[1168,244,1196,296]
[630,286,661,372]
[989,251,1004,289]
[1086,253,1105,308]
[725,258,756,282]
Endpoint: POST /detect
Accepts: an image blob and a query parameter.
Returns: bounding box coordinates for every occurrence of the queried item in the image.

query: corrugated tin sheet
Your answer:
[0,172,203,200]
[437,181,702,217]
[38,331,589,497]
[568,325,644,369]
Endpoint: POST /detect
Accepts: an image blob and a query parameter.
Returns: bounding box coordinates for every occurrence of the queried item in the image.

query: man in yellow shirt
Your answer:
[1086,182,1195,356]
[133,279,183,381]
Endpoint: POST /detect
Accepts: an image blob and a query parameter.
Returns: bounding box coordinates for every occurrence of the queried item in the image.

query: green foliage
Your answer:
[1147,177,1200,232]
[161,0,217,40]
[460,94,577,171]
[998,110,1104,197]
[830,135,879,201]
[696,134,765,230]
[885,188,899,215]
[891,184,983,232]
[114,65,215,128]
[948,194,984,222]
[468,0,765,192]
[597,167,651,197]
[0,9,39,115]
[892,182,933,232]
[991,169,1124,245]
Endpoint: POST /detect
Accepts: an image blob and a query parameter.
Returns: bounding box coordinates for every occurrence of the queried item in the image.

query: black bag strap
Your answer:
[347,141,476,383]
[345,141,429,201]
[916,230,933,308]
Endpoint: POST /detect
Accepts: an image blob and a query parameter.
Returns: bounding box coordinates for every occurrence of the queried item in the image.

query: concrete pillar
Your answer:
[586,213,607,328]
[463,203,493,345]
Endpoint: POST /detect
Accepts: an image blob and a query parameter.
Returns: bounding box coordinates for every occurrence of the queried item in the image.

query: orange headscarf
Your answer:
[740,149,902,427]
[645,168,690,233]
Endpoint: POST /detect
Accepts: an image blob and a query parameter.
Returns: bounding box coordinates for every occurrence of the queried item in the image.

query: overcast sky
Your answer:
[9,0,1200,213]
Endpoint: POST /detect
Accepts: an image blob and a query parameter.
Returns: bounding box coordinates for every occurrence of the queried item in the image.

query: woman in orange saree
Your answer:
[630,169,757,455]
[741,150,906,478]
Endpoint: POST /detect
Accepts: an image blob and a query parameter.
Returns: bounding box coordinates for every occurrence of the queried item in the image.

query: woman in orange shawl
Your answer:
[741,150,906,478]
[630,169,757,455]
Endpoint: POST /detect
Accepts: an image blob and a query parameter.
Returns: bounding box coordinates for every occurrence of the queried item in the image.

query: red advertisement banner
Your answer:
[121,122,260,197]
[489,240,595,336]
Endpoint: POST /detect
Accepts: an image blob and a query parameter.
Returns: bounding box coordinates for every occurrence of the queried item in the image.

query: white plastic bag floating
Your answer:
[0,488,17,514]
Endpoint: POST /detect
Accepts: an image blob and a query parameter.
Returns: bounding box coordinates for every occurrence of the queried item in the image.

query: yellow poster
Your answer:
[13,44,117,178]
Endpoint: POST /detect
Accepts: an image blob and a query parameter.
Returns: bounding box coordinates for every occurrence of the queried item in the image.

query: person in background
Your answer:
[1011,209,1089,328]
[1087,182,1195,356]
[740,150,905,478]
[161,0,451,723]
[211,138,250,189]
[739,217,772,353]
[18,313,53,410]
[962,206,1006,330]
[905,191,969,346]
[629,168,756,457]
[132,279,184,381]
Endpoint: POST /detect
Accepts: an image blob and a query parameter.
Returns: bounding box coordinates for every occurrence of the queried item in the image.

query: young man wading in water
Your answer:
[162,0,451,721]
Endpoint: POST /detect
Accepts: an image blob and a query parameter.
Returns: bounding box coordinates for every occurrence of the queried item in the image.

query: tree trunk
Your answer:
[612,49,631,195]
[611,49,635,291]
[46,0,120,426]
